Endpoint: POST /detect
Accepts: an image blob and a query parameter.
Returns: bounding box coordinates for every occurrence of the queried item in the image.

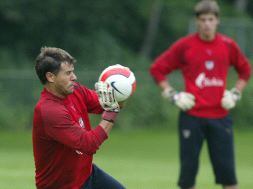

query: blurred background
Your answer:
[0,0,253,189]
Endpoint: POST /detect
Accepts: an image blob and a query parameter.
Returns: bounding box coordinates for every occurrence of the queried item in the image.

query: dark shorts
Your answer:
[81,164,125,189]
[177,112,237,188]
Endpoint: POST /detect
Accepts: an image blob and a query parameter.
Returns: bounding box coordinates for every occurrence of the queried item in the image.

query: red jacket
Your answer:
[150,33,251,118]
[33,83,106,189]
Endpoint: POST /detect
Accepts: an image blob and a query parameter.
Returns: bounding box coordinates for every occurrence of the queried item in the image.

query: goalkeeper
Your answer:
[150,1,251,189]
[33,47,125,189]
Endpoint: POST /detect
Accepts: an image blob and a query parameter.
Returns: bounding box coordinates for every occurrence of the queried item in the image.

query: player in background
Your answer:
[150,0,251,189]
[33,47,125,189]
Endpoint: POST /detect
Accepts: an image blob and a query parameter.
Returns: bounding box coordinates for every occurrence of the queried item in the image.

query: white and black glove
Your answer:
[221,88,241,110]
[162,88,195,111]
[95,81,120,112]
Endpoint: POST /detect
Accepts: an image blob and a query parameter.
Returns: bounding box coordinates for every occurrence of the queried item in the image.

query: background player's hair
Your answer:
[194,0,220,17]
[35,47,76,84]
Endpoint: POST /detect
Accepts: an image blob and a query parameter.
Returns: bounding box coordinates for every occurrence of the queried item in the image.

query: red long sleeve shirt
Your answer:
[150,33,251,118]
[32,83,106,189]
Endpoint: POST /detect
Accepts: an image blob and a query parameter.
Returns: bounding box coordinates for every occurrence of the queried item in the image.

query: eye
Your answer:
[66,71,72,75]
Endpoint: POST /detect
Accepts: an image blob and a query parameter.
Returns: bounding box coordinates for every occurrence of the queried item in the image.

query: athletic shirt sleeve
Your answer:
[229,40,251,81]
[75,83,104,114]
[150,39,184,83]
[41,102,107,155]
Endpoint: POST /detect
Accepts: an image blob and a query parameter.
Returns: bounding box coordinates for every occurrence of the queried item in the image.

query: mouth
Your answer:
[69,84,74,90]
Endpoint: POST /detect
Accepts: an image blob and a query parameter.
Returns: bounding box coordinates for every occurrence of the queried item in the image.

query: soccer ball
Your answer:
[98,64,136,102]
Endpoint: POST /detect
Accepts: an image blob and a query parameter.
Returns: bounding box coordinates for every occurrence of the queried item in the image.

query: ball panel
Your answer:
[99,66,131,82]
[131,81,136,95]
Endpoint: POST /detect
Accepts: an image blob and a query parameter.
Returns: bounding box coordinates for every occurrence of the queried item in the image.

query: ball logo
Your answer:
[110,81,123,94]
[195,72,224,88]
[205,60,214,70]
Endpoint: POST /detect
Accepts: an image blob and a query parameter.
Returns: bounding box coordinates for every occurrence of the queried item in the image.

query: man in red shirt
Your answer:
[150,1,251,189]
[33,47,125,189]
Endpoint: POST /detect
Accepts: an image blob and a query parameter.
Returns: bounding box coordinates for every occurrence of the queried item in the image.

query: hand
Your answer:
[221,88,241,110]
[95,81,120,112]
[162,88,195,111]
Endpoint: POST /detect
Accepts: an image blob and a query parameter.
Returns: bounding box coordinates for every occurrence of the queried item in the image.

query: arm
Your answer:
[221,41,251,110]
[230,40,251,87]
[235,79,248,92]
[158,80,173,91]
[42,104,115,156]
[150,44,195,111]
[99,120,114,134]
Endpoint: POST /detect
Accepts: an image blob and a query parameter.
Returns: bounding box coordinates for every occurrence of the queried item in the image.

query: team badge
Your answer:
[182,129,191,139]
[205,60,214,70]
[79,118,84,128]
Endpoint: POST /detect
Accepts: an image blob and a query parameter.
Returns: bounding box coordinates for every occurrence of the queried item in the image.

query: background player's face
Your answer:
[196,13,219,40]
[52,63,77,97]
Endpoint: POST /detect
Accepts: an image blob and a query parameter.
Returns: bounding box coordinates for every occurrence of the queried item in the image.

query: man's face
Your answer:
[52,63,77,97]
[196,13,219,39]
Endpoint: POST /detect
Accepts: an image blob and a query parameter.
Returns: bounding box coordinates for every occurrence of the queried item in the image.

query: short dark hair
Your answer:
[194,0,220,17]
[35,47,76,84]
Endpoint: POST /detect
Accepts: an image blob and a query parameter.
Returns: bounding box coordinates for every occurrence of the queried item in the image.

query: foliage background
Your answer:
[0,0,252,130]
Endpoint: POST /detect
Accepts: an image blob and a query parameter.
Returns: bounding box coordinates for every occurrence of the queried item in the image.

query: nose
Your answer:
[72,73,77,81]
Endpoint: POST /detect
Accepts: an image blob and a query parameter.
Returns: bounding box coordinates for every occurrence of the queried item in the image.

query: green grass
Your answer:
[0,129,253,189]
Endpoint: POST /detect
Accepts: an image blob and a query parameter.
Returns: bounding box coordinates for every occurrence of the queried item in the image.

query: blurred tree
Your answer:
[139,0,163,58]
[0,0,252,68]
[234,0,248,12]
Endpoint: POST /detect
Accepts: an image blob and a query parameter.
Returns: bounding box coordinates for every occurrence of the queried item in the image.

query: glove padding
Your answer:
[221,88,241,110]
[162,88,195,111]
[95,81,120,112]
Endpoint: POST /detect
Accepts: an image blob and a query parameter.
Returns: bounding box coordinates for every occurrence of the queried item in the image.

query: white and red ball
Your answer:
[98,64,136,102]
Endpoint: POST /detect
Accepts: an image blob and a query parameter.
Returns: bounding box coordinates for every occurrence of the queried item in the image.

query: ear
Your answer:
[46,72,56,83]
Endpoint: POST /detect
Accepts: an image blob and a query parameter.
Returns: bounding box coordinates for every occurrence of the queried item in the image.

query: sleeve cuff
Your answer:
[93,125,108,144]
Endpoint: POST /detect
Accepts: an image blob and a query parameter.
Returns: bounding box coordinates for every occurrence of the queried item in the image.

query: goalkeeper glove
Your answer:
[162,88,195,111]
[221,88,241,110]
[95,81,120,112]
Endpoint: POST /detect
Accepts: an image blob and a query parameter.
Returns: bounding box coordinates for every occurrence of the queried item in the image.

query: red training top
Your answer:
[150,33,251,118]
[33,82,106,189]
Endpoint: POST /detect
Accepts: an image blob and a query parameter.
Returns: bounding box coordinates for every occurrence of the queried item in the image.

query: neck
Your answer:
[199,32,216,42]
[45,84,66,99]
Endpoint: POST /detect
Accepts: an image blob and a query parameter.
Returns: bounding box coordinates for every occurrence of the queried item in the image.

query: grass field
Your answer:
[0,128,252,189]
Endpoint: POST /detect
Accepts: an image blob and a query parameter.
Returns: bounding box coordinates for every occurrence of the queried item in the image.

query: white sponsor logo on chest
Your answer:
[195,72,224,88]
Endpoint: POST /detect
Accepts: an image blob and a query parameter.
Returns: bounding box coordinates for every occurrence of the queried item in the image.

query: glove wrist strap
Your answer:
[231,88,242,101]
[102,111,118,123]
[162,88,178,103]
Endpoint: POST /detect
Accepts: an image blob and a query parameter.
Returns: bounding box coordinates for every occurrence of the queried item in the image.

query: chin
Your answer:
[68,90,74,94]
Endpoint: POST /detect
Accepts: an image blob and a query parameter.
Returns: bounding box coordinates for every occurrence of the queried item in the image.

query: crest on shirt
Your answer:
[205,60,214,70]
[79,118,84,128]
